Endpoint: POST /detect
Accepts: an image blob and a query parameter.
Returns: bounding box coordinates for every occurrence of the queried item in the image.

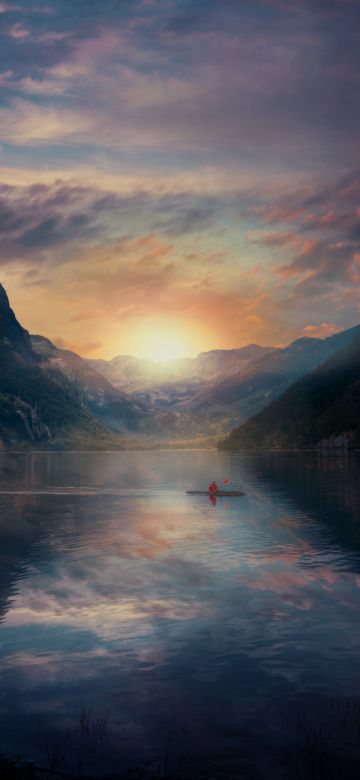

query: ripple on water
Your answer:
[0,451,359,777]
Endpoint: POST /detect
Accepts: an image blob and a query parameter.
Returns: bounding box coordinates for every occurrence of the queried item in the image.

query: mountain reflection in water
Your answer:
[0,451,360,779]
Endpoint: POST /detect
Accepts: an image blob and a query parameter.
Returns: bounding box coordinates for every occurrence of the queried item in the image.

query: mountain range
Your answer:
[89,344,275,394]
[0,284,244,447]
[191,326,360,422]
[90,326,360,439]
[89,346,278,428]
[221,329,360,452]
[1,281,360,450]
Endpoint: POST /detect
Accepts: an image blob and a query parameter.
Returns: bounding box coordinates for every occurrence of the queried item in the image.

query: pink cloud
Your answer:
[7,23,30,40]
[277,239,319,277]
[303,323,343,338]
[0,98,92,144]
[37,31,70,43]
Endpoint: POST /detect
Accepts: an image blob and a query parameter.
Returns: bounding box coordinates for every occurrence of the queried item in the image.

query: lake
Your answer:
[0,451,360,779]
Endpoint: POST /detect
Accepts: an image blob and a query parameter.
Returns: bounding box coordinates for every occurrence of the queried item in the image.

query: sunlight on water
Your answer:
[0,452,360,778]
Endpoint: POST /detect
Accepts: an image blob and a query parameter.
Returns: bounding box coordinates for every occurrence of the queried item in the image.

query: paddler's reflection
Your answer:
[209,494,217,506]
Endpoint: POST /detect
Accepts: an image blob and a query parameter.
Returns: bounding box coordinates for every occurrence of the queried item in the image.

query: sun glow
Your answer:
[142,328,189,362]
[130,321,201,362]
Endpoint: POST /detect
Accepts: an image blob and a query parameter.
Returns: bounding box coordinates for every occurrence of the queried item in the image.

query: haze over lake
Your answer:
[1,451,360,778]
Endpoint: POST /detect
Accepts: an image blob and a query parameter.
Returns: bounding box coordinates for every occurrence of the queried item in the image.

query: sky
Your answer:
[0,0,359,360]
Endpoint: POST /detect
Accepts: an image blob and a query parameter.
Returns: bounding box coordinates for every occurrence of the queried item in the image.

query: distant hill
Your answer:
[0,284,122,450]
[89,344,275,394]
[89,345,278,434]
[193,326,360,422]
[220,330,360,452]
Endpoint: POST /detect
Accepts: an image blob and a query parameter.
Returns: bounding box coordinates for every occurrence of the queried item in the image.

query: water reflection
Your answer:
[0,452,360,778]
[248,454,360,553]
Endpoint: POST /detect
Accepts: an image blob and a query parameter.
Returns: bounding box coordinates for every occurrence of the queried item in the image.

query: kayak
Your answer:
[186,490,245,497]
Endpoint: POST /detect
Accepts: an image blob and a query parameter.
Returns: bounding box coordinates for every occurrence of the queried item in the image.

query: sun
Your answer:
[124,318,211,363]
[130,321,198,363]
[142,327,189,362]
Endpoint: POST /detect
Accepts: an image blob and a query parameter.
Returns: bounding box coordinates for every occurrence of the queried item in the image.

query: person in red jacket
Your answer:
[209,480,218,495]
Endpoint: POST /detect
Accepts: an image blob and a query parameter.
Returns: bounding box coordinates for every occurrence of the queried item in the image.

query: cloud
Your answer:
[250,230,304,250]
[1,165,359,355]
[71,234,177,312]
[153,203,217,236]
[0,181,124,263]
[0,4,53,12]
[263,0,359,10]
[0,0,357,167]
[7,23,30,40]
[240,172,360,307]
[278,238,358,292]
[37,31,69,43]
[13,75,69,95]
[0,99,91,144]
[0,179,217,265]
[0,0,358,351]
[53,337,103,355]
[0,69,13,84]
[303,323,343,339]
[0,164,359,318]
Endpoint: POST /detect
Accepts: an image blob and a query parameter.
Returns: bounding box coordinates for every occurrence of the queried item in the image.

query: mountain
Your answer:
[88,344,278,440]
[188,346,278,382]
[220,329,360,452]
[0,284,33,357]
[89,344,275,395]
[90,355,193,394]
[31,335,150,434]
[89,345,278,431]
[0,282,212,448]
[89,330,360,442]
[0,284,121,450]
[4,280,360,450]
[192,326,360,422]
[30,337,219,441]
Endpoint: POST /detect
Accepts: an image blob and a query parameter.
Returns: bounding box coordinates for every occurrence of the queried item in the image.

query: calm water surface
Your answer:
[0,451,360,778]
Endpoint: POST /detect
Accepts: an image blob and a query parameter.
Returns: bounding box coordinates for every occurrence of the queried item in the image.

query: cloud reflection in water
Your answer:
[0,452,360,776]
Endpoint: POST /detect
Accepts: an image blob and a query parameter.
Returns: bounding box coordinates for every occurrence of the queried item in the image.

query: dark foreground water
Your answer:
[1,451,360,779]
